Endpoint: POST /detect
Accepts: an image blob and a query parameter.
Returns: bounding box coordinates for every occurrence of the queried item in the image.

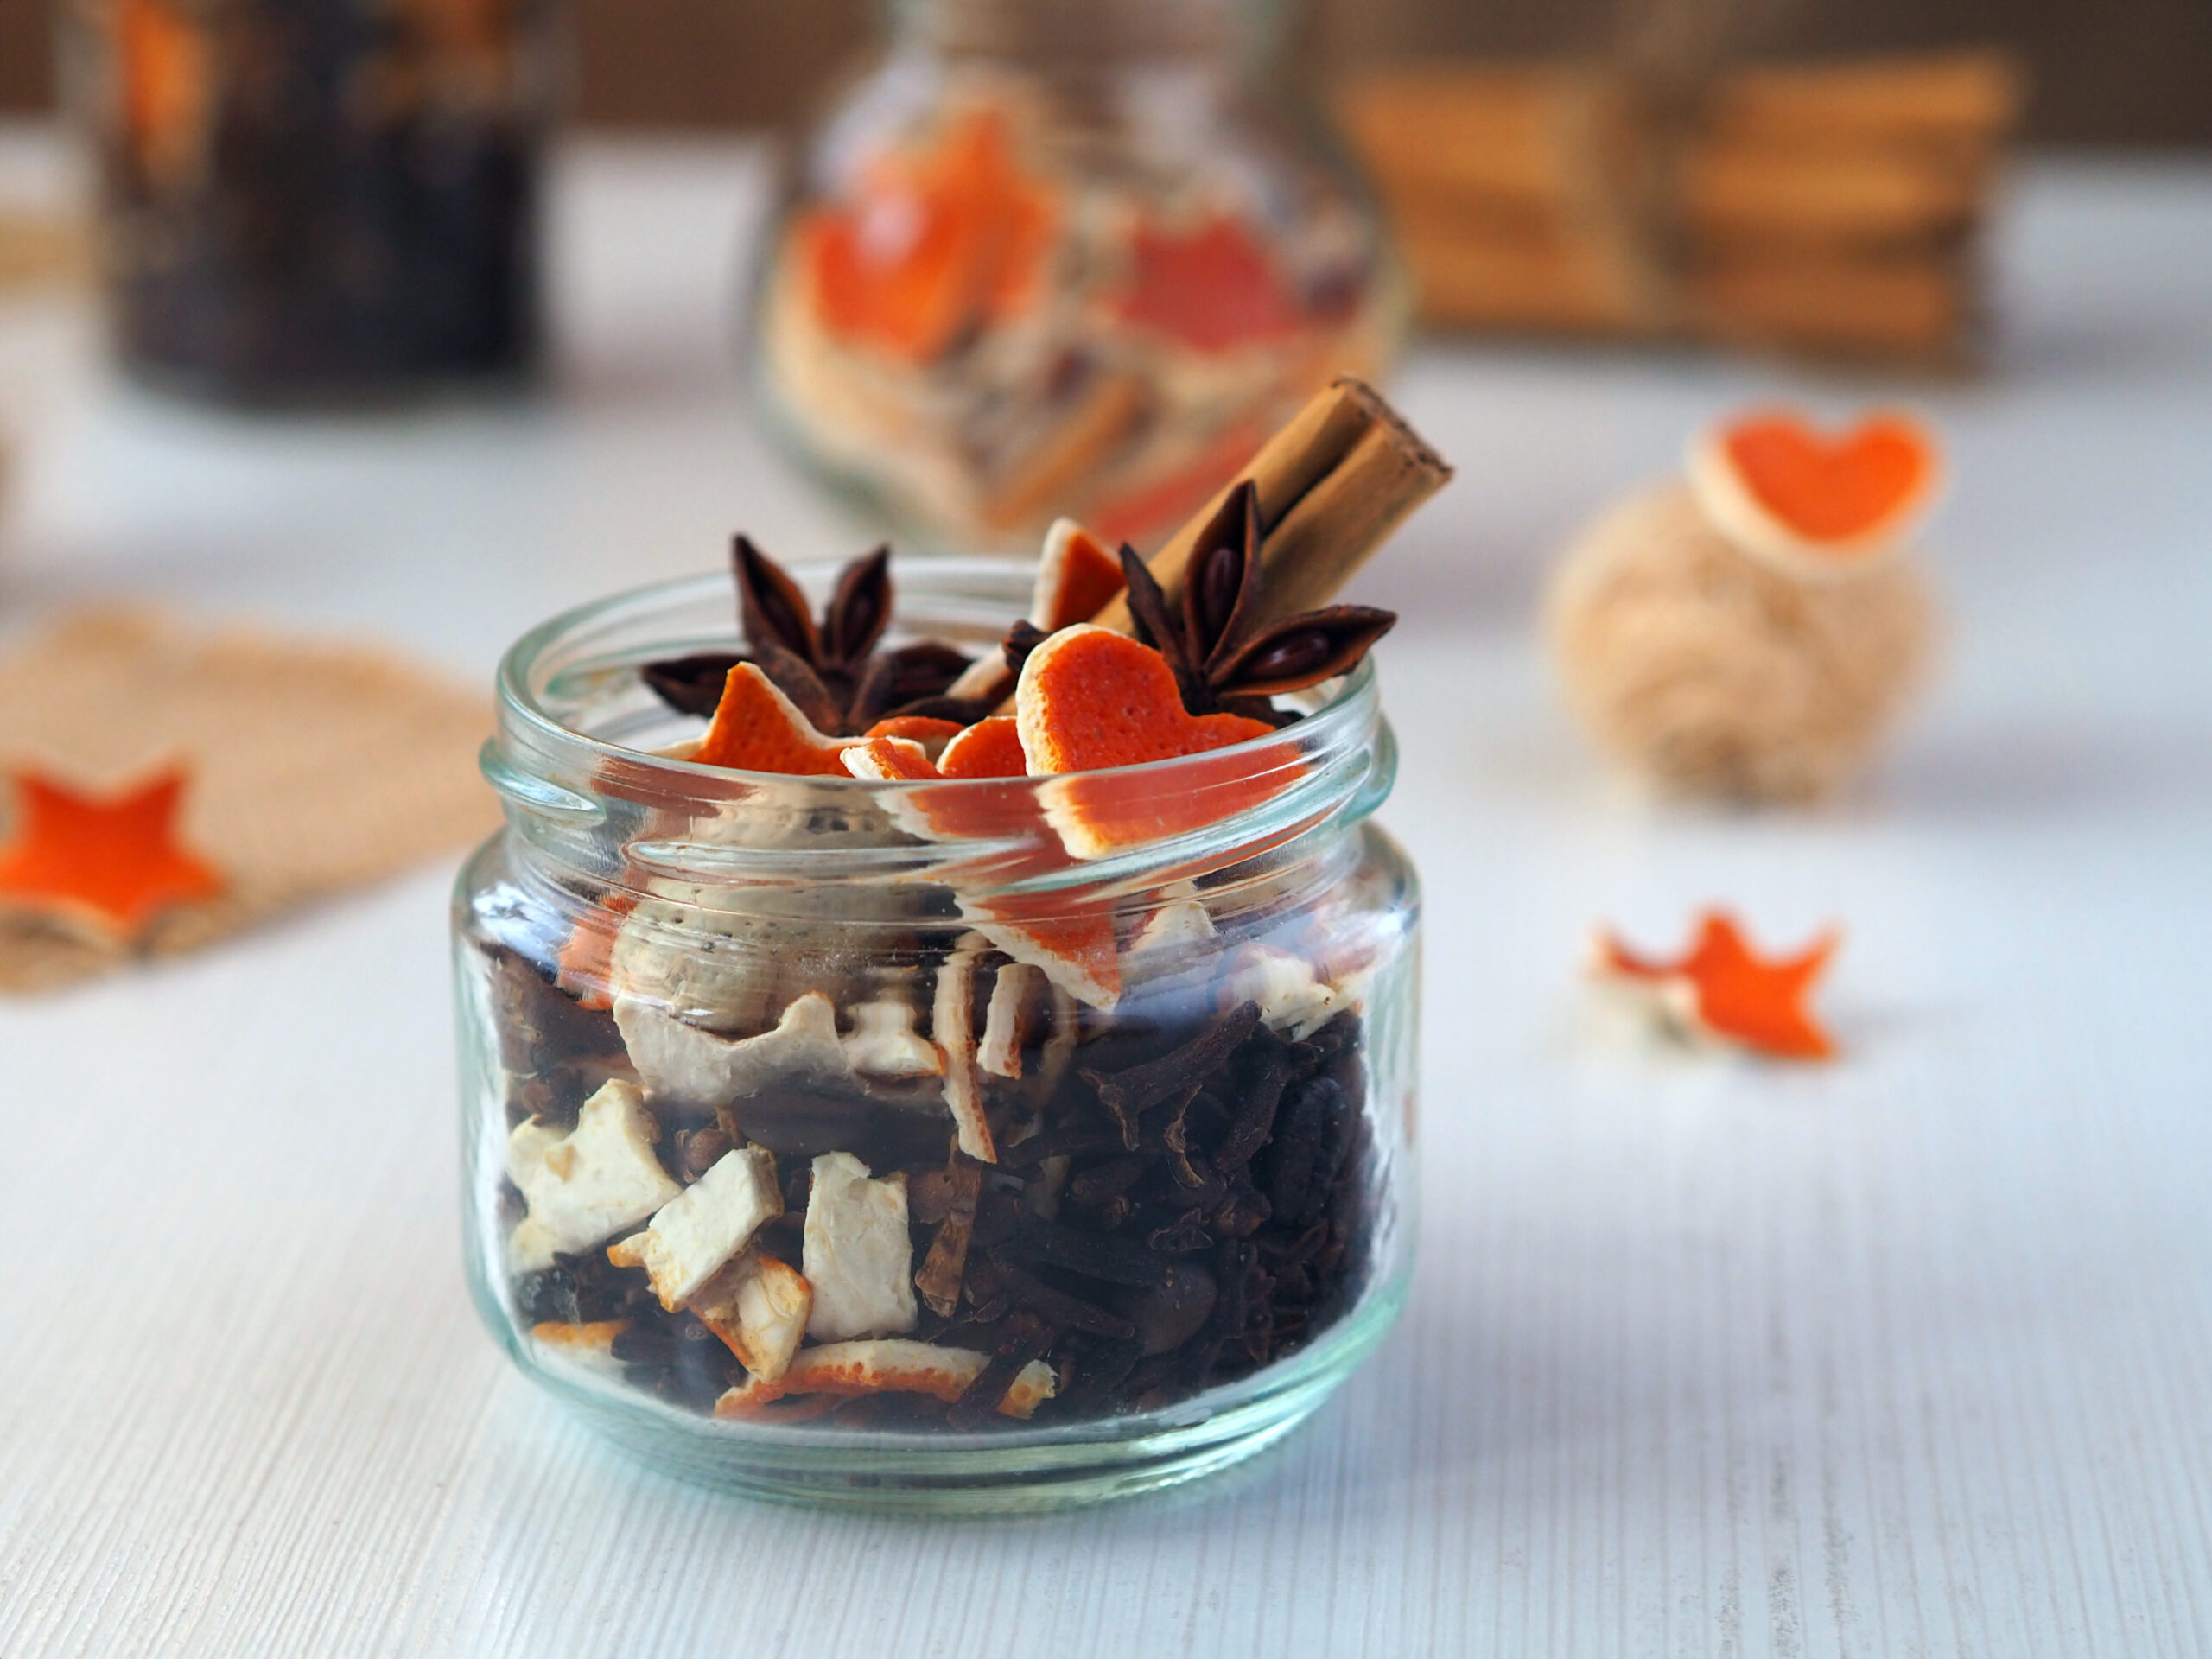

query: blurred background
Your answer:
[5,0,2211,141]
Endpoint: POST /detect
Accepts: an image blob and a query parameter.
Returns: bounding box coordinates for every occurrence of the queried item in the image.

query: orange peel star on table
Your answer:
[1594,908,1841,1060]
[0,765,226,943]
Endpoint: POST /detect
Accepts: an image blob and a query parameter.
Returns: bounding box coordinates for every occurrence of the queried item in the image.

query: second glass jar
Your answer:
[747,0,1406,552]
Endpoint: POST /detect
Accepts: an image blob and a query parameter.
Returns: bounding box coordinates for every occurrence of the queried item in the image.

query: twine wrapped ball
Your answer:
[1546,482,1935,804]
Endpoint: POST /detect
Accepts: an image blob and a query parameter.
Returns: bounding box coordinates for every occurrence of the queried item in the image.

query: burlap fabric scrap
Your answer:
[0,608,498,994]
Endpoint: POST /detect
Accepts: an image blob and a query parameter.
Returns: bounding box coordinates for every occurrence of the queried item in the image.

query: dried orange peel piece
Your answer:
[798,105,1058,366]
[1112,213,1306,353]
[0,765,226,944]
[863,715,967,756]
[943,518,1127,703]
[937,715,1027,779]
[1594,909,1840,1060]
[1689,409,1942,574]
[1033,519,1126,631]
[118,0,213,189]
[713,1338,1056,1420]
[842,734,940,783]
[693,663,857,776]
[1016,626,1287,861]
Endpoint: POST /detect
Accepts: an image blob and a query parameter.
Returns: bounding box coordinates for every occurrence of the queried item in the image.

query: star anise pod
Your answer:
[1111,480,1395,723]
[641,537,984,734]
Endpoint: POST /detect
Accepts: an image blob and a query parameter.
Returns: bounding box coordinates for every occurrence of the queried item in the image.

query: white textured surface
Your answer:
[4,135,2212,1656]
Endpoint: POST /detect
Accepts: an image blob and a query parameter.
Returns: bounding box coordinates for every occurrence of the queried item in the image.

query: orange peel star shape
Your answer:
[0,765,226,943]
[1595,909,1840,1060]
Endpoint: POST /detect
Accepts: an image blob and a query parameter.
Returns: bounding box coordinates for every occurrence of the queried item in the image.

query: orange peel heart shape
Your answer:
[1015,625,1289,861]
[0,765,226,943]
[693,664,857,776]
[1688,409,1942,575]
[1595,909,1840,1060]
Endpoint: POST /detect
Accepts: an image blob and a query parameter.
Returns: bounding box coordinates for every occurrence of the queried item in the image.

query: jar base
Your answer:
[505,1270,1408,1514]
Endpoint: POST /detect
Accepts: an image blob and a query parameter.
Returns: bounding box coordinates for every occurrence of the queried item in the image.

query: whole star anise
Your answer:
[642,537,984,734]
[1001,480,1395,724]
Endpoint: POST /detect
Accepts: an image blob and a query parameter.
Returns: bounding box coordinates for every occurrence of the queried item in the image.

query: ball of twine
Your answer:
[1546,483,1936,804]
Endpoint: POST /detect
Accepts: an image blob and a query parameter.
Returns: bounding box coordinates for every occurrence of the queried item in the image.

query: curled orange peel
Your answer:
[0,765,226,943]
[1595,909,1840,1060]
[1689,408,1942,574]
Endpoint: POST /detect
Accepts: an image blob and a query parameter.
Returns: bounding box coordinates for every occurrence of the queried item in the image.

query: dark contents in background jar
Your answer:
[100,0,543,399]
[489,933,1373,1427]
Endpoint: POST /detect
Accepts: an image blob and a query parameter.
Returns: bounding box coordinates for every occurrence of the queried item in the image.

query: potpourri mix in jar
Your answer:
[454,379,1448,1507]
[747,0,1405,552]
[65,0,554,400]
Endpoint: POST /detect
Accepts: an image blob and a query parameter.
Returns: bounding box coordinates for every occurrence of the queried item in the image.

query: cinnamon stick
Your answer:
[1090,377,1451,632]
[983,378,1450,711]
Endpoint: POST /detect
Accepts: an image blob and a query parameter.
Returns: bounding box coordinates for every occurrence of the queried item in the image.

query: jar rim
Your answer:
[489,558,1393,891]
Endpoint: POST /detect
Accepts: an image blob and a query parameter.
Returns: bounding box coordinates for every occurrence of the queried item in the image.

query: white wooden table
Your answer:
[3,131,2211,1656]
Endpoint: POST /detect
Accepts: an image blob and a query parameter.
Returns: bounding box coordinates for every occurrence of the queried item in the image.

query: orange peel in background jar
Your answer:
[749,0,1406,554]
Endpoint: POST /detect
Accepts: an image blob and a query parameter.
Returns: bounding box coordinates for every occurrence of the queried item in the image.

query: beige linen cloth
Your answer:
[0,608,499,994]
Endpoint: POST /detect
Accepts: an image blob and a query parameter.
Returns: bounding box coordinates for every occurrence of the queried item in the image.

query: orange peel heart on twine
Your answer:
[1015,626,1288,861]
[1688,409,1942,576]
[1592,909,1840,1060]
[0,764,226,944]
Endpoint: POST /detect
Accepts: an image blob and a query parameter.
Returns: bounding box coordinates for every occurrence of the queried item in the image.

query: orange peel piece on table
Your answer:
[1593,909,1840,1060]
[693,664,858,776]
[798,105,1058,367]
[712,1338,1056,1420]
[0,765,226,944]
[1688,408,1942,575]
[1015,626,1287,861]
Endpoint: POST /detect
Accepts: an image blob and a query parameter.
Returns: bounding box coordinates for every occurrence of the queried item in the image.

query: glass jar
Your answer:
[452,559,1419,1510]
[60,0,557,402]
[746,0,1406,553]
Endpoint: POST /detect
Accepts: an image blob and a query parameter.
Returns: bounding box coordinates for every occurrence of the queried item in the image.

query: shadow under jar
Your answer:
[454,561,1418,1510]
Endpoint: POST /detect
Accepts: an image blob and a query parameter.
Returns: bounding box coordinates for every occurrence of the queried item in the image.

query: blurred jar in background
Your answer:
[63,0,557,403]
[748,0,1405,552]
